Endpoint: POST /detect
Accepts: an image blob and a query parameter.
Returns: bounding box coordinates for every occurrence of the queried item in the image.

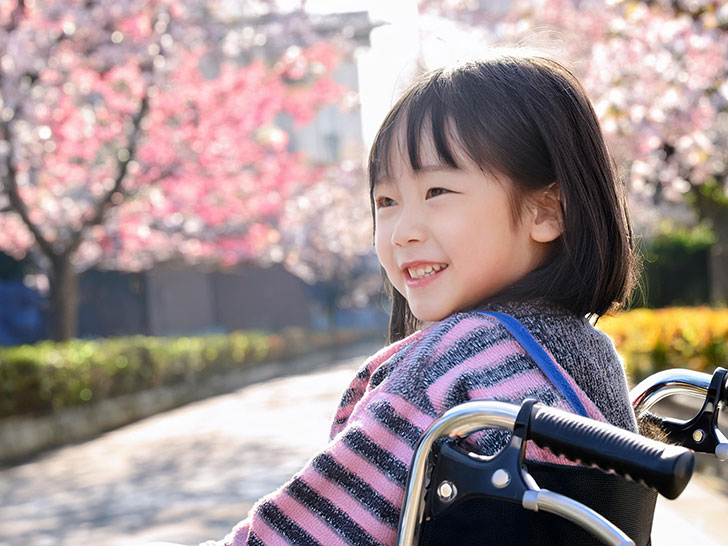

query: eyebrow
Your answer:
[375,164,460,186]
[373,161,464,189]
[373,177,396,189]
[417,164,460,173]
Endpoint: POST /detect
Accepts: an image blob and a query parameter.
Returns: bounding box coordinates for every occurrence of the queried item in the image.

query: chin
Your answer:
[410,306,454,324]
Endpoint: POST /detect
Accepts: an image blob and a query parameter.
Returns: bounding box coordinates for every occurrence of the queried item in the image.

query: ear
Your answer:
[528,183,563,244]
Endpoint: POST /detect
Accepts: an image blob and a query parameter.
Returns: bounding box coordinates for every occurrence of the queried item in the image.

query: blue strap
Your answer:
[476,311,590,418]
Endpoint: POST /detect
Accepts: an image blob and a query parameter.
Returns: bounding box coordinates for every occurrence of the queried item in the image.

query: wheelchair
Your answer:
[149,368,727,546]
[395,367,728,546]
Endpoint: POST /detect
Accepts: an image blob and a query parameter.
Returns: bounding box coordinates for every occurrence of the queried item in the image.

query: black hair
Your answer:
[368,53,639,343]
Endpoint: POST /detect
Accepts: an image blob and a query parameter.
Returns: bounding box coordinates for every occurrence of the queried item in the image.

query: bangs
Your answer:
[367,64,527,195]
[369,70,470,189]
[367,65,530,229]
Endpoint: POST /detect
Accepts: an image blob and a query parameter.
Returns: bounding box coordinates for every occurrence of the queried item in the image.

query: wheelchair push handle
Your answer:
[528,403,694,499]
[396,400,695,546]
[630,367,728,460]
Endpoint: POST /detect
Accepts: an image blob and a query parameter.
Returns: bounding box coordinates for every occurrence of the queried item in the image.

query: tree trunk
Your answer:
[694,191,728,306]
[325,298,338,334]
[49,255,79,342]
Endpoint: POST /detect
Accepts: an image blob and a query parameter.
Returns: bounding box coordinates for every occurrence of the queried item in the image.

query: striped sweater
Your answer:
[207,301,636,546]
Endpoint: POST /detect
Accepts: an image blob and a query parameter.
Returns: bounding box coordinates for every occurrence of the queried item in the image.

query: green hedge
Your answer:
[639,226,714,308]
[0,328,365,419]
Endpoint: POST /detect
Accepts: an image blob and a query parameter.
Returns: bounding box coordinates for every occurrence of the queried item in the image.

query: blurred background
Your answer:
[1,0,728,544]
[0,0,726,347]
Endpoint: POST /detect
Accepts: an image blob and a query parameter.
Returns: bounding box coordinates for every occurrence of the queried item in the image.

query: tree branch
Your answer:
[0,38,55,259]
[3,0,25,33]
[0,119,57,259]
[66,93,151,257]
[63,5,171,259]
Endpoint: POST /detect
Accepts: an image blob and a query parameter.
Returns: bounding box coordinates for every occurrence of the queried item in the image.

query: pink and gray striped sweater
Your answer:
[207,301,636,546]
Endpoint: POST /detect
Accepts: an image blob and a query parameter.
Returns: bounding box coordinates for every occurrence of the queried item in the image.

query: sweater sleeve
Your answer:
[203,334,427,546]
[204,312,604,546]
[207,374,435,545]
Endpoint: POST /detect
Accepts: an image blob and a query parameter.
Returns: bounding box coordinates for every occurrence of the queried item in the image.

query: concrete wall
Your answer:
[146,265,217,336]
[78,263,312,338]
[210,264,310,331]
[78,270,148,337]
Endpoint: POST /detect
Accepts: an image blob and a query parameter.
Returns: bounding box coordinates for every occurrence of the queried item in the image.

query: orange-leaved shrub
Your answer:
[598,307,728,383]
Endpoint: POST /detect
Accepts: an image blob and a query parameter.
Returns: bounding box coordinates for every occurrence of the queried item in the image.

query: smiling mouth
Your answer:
[407,264,448,280]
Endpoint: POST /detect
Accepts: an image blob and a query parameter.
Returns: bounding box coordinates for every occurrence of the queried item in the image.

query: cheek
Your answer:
[374,229,389,265]
[374,228,397,280]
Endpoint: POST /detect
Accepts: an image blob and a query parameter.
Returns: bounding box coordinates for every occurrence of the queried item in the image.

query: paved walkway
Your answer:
[1,341,726,546]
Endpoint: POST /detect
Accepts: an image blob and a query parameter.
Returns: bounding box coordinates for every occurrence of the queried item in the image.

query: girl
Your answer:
[205,51,639,546]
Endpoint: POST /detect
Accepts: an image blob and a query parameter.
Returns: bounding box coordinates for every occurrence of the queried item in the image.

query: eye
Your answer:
[426,187,450,199]
[375,196,397,209]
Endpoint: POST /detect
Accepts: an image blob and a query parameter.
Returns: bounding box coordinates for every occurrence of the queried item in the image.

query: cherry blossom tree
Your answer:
[0,0,354,340]
[418,0,728,303]
[277,160,379,329]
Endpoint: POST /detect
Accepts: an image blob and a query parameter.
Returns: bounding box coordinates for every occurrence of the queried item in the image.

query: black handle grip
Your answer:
[527,404,694,499]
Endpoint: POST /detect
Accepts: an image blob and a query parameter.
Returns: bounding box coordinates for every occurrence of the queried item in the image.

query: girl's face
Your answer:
[374,146,556,323]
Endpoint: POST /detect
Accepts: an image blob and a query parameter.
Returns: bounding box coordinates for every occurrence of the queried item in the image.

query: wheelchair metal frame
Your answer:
[631,368,728,460]
[395,400,637,546]
[396,367,728,546]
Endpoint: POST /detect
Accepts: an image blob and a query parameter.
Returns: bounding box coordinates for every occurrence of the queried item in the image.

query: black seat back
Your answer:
[418,461,657,546]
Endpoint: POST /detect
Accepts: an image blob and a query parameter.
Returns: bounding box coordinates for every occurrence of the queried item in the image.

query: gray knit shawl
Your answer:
[477,299,638,433]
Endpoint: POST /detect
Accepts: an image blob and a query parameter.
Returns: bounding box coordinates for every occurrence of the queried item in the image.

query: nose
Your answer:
[391,204,426,246]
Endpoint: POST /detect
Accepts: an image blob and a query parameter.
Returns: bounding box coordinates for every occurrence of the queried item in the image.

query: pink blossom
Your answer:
[0,1,352,273]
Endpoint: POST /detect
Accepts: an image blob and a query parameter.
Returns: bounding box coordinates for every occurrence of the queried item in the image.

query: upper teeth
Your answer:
[408,264,446,279]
